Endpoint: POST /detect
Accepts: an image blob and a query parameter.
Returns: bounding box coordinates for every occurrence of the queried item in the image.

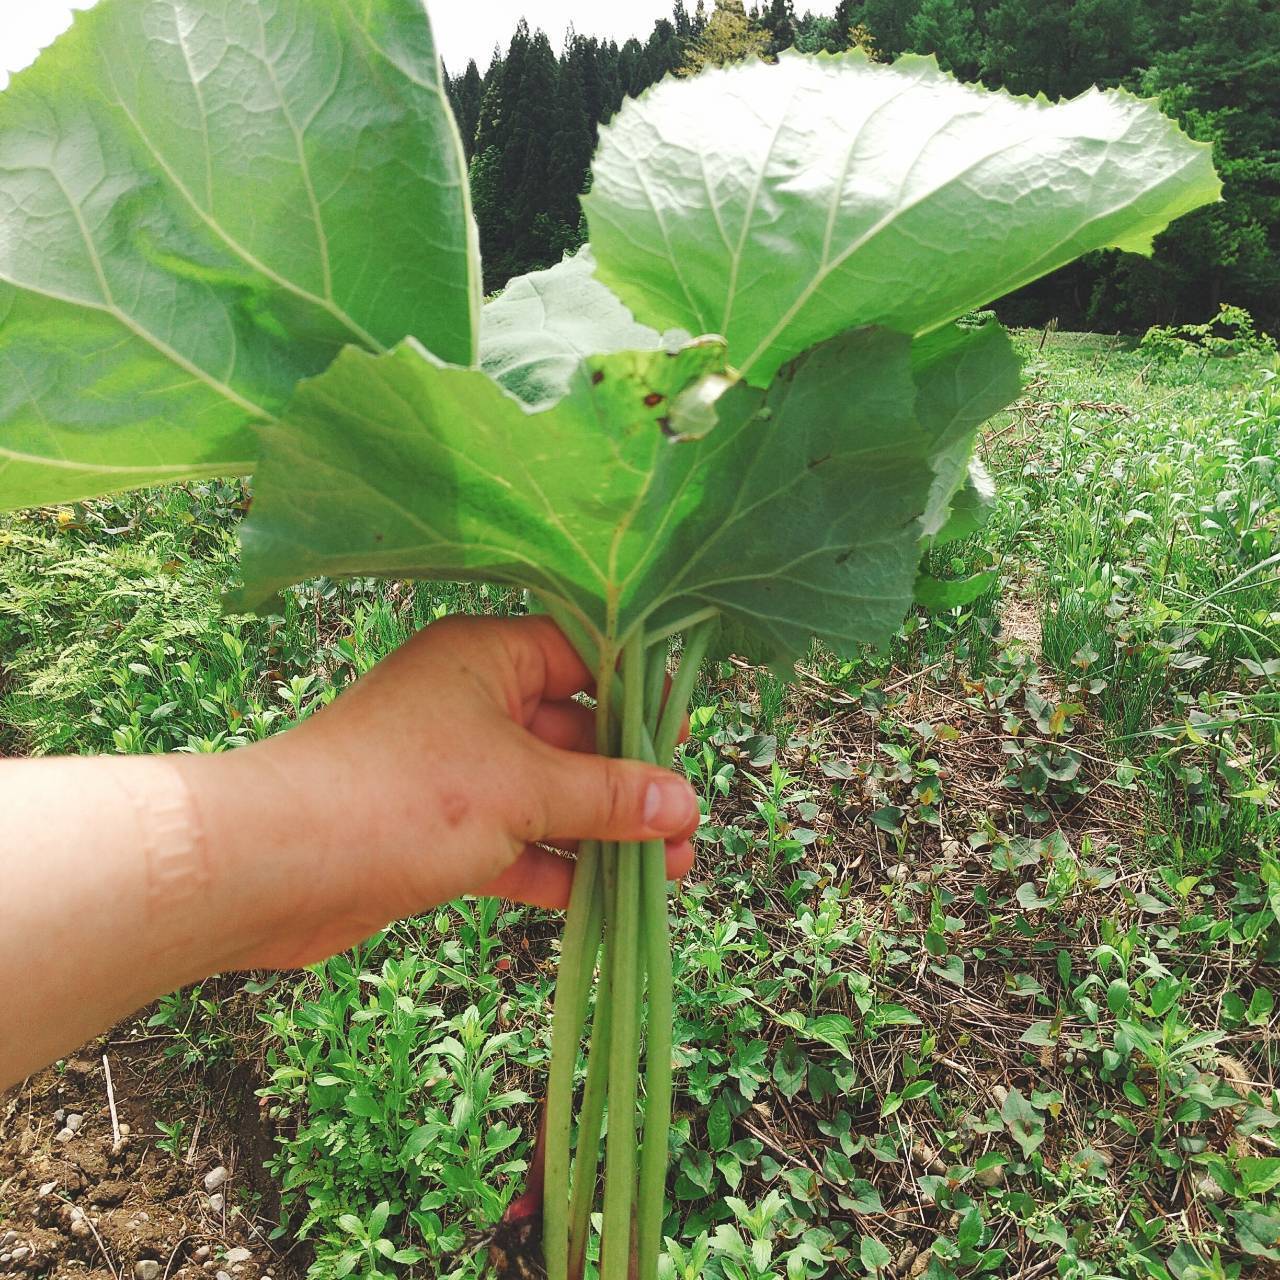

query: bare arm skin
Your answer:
[0,615,698,1090]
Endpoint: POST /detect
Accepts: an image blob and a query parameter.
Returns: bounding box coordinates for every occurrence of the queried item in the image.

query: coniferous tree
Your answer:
[832,0,862,46]
[450,59,484,160]
[905,0,980,78]
[793,12,841,53]
[762,0,797,55]
[1129,0,1278,327]
[860,0,918,58]
[505,29,560,267]
[469,54,511,286]
[647,19,686,81]
[680,0,771,74]
[618,37,649,97]
[673,0,694,39]
[547,40,595,237]
[597,40,627,117]
[981,0,1072,96]
[481,43,504,97]
[981,0,1148,97]
[468,139,507,290]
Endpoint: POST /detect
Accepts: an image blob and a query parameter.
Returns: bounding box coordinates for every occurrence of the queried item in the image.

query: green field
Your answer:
[4,332,1278,1278]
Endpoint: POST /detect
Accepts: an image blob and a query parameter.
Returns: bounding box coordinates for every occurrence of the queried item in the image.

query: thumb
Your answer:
[525,744,700,846]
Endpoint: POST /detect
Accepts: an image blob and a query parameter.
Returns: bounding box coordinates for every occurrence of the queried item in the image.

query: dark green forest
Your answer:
[445,0,1278,332]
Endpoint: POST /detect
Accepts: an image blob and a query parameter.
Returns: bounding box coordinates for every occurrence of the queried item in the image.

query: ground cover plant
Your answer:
[0,1,1226,1277]
[4,333,1277,1280]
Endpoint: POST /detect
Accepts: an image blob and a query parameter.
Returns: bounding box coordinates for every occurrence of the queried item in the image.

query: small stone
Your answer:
[192,1248,210,1264]
[38,1183,57,1199]
[53,1110,66,1124]
[70,1219,92,1240]
[203,1167,228,1194]
[11,1248,30,1264]
[975,1163,1006,1188]
[65,1114,84,1133]
[216,1270,232,1280]
[224,1250,250,1266]
[118,1123,131,1137]
[0,1233,15,1249]
[1,1253,11,1265]
[55,1128,76,1143]
[135,1259,162,1280]
[207,1194,224,1214]
[887,863,910,884]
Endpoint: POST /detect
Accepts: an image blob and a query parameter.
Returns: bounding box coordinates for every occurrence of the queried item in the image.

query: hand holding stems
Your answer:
[211,613,700,967]
[0,615,699,1090]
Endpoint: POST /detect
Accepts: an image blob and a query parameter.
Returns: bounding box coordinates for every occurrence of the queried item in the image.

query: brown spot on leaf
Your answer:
[644,392,666,408]
[591,370,606,385]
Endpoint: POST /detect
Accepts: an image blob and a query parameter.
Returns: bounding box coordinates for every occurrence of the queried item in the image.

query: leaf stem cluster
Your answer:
[542,612,719,1280]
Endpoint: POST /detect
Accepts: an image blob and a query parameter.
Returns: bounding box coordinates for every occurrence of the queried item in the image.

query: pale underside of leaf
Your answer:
[480,250,668,411]
[585,50,1221,385]
[0,0,477,510]
[480,249,690,411]
[234,322,1020,665]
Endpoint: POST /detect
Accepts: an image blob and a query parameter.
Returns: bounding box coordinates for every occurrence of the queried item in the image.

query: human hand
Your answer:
[194,615,699,968]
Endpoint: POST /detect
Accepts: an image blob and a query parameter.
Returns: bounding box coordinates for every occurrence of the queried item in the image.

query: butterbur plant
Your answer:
[0,1,1219,1276]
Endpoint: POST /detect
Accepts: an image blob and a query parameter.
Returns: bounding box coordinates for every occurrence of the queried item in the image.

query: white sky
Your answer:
[0,2,699,87]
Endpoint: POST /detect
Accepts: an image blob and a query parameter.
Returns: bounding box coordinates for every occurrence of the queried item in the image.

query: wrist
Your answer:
[115,757,212,943]
[170,745,307,968]
[176,734,376,970]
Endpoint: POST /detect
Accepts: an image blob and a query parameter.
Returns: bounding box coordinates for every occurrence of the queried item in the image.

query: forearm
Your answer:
[0,749,331,1089]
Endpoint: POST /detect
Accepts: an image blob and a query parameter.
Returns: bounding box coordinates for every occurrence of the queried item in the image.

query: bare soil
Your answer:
[0,1019,302,1280]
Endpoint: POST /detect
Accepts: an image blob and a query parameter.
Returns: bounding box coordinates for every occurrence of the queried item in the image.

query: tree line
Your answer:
[446,0,1278,331]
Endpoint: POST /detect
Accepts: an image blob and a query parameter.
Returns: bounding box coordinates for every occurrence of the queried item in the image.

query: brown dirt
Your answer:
[0,1018,303,1280]
[998,590,1043,657]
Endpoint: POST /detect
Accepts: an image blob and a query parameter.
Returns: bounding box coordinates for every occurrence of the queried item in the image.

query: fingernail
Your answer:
[643,778,696,834]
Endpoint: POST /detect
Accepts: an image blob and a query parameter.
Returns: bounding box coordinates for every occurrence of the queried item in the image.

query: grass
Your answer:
[2,330,1278,1279]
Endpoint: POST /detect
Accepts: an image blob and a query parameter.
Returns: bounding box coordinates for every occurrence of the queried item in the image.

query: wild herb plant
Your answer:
[0,1,1221,1274]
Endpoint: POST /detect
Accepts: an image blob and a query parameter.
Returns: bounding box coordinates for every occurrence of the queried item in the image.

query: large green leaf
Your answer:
[0,0,477,509]
[480,250,684,411]
[233,321,1019,663]
[584,51,1221,385]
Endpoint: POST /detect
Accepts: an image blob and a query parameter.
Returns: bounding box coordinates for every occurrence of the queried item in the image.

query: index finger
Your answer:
[503,614,598,703]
